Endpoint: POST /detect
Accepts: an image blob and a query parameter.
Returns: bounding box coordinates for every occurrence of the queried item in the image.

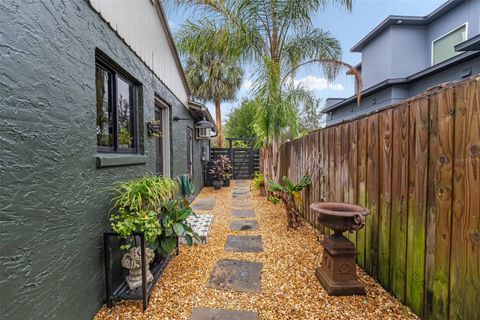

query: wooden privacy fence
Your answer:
[263,76,479,319]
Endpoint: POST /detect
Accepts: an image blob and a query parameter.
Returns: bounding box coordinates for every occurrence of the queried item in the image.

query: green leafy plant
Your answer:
[112,175,178,213]
[158,199,197,256]
[111,209,162,250]
[268,174,311,229]
[110,175,179,250]
[252,172,265,190]
[209,155,232,181]
[119,127,132,145]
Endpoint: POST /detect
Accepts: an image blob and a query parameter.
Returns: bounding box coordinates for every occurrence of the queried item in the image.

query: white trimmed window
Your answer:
[432,24,467,65]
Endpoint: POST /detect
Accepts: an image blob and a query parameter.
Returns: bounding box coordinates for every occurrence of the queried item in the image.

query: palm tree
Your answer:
[177,0,360,180]
[176,21,244,147]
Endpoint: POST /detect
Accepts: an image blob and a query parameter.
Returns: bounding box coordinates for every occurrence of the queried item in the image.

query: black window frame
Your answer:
[96,53,140,154]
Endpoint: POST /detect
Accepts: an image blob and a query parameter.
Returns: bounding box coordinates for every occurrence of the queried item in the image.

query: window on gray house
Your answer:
[96,54,138,153]
[432,24,467,65]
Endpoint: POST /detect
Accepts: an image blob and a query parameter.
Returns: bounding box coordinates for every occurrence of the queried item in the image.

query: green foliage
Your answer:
[252,172,265,190]
[209,155,232,181]
[224,99,258,143]
[176,0,353,145]
[298,96,324,135]
[110,209,162,250]
[176,20,244,146]
[112,175,178,213]
[119,127,132,145]
[158,199,197,256]
[267,174,312,205]
[110,175,179,249]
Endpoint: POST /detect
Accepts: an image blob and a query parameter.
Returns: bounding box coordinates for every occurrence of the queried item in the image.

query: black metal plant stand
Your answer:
[103,232,178,311]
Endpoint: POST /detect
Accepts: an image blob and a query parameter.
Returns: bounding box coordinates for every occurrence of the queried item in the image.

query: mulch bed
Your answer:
[95,181,418,320]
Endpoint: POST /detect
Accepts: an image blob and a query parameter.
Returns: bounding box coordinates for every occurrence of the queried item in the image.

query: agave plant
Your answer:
[268,174,311,229]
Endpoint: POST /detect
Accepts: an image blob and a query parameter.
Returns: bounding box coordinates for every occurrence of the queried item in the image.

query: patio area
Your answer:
[95,180,417,320]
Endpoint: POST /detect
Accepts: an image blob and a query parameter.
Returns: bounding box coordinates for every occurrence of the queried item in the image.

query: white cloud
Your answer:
[293,75,344,91]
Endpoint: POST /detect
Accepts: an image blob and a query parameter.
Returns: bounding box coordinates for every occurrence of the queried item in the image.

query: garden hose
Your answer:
[178,174,195,197]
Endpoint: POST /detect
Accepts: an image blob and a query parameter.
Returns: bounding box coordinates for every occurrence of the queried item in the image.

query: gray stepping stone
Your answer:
[232,209,256,218]
[191,198,216,210]
[233,190,250,195]
[190,307,258,320]
[206,259,262,293]
[230,220,259,231]
[225,235,263,252]
[232,200,253,208]
[232,193,251,199]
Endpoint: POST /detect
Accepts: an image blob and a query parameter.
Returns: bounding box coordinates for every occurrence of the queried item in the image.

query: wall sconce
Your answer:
[173,113,214,141]
[195,116,213,140]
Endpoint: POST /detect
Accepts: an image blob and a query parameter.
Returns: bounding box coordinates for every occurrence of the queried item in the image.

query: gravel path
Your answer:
[96,181,418,320]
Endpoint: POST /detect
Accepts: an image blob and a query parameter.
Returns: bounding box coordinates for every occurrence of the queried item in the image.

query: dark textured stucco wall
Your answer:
[0,1,204,319]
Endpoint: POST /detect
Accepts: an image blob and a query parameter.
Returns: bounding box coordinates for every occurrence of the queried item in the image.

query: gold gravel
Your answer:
[95,181,418,320]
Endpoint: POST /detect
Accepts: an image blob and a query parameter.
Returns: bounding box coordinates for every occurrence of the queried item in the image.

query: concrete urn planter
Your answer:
[310,202,370,296]
[121,246,155,290]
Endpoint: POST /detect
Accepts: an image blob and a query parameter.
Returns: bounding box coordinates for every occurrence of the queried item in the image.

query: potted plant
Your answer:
[110,175,178,290]
[252,172,266,196]
[119,127,132,148]
[158,198,197,256]
[209,155,232,190]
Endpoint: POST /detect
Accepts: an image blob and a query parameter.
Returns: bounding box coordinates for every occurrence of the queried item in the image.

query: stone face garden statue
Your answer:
[121,246,155,290]
[310,202,370,296]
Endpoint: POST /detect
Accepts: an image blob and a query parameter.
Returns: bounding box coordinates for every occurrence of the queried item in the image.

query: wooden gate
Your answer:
[208,138,259,181]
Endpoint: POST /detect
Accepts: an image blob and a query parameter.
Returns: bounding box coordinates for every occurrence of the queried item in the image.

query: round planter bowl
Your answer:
[310,202,370,233]
[212,180,223,190]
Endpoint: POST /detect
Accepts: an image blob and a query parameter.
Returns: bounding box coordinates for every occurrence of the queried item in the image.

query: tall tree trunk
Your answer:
[215,99,223,147]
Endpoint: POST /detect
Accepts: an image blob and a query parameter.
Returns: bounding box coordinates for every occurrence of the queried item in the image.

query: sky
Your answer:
[165,0,446,121]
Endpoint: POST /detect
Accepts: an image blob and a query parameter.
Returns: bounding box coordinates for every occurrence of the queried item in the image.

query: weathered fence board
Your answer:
[448,80,480,319]
[357,118,368,268]
[262,76,479,319]
[378,109,393,289]
[425,89,455,319]
[390,103,409,302]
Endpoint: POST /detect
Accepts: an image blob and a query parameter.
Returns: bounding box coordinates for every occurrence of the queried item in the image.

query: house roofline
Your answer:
[153,1,191,96]
[455,34,480,51]
[322,50,479,113]
[351,0,465,52]
[187,100,218,132]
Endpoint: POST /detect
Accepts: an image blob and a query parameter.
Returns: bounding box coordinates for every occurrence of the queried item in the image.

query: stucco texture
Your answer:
[0,0,204,319]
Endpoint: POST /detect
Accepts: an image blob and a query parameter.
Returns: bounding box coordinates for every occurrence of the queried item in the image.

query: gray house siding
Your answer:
[427,0,479,47]
[0,1,204,319]
[326,57,480,125]
[389,26,430,78]
[361,28,393,89]
[325,0,480,126]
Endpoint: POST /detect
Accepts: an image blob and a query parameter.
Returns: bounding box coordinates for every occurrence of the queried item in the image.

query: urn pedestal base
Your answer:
[316,233,365,296]
[125,268,154,290]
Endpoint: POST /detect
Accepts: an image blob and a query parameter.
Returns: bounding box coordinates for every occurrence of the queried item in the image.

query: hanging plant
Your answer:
[147,120,163,137]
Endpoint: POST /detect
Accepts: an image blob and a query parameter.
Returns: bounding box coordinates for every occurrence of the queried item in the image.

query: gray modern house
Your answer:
[324,0,480,125]
[0,0,215,319]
